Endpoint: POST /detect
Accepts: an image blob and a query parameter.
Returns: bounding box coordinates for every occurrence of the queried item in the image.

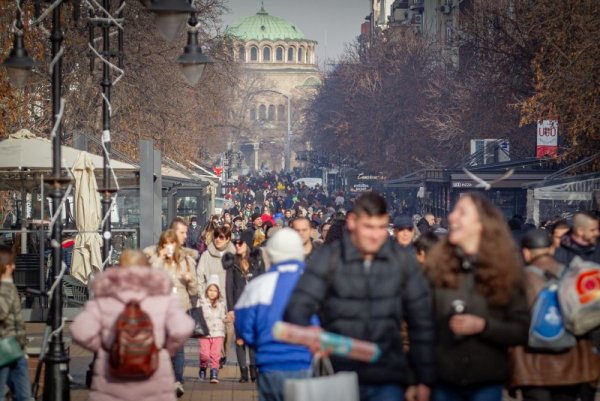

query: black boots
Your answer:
[239,367,249,383]
[249,365,257,383]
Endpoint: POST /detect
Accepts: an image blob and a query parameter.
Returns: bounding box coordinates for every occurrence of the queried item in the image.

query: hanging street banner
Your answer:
[536,120,558,159]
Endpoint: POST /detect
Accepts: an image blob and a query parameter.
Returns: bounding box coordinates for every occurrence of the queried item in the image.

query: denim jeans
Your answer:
[359,384,404,401]
[0,356,32,401]
[432,384,503,401]
[171,346,185,383]
[258,369,312,401]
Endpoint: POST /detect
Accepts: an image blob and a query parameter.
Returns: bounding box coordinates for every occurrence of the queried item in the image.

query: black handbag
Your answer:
[188,307,210,338]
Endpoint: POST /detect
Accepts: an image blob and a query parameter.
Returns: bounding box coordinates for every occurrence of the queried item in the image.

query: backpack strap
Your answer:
[525,265,559,281]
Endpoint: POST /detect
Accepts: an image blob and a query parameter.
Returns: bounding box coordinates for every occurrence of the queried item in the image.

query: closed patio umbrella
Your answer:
[70,152,103,284]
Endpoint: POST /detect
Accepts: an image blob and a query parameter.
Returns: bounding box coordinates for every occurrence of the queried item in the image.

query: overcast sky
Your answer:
[221,0,370,67]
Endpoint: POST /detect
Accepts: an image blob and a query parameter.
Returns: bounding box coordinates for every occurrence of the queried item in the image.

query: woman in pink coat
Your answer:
[70,261,194,401]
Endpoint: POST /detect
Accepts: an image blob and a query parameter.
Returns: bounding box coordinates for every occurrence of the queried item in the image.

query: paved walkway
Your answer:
[26,323,258,401]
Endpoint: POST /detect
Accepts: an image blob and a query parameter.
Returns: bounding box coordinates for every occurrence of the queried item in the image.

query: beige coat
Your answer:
[196,241,235,301]
[145,245,198,311]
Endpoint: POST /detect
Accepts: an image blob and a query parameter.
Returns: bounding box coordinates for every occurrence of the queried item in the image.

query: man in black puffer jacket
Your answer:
[284,192,435,401]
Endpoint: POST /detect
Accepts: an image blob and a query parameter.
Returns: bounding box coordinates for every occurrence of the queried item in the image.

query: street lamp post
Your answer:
[98,0,117,266]
[44,3,71,400]
[2,1,209,399]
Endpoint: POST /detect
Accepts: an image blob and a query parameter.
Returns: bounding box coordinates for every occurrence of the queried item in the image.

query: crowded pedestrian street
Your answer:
[2,1,600,401]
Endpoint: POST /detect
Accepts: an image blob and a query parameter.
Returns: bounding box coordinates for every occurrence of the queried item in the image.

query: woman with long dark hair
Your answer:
[424,193,529,401]
[223,230,265,383]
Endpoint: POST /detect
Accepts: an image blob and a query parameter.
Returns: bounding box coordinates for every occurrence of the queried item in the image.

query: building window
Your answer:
[298,47,304,63]
[263,47,271,62]
[288,47,295,62]
[277,104,285,121]
[238,46,246,62]
[259,104,266,120]
[276,47,284,61]
[268,105,275,121]
[250,46,258,61]
[250,107,256,120]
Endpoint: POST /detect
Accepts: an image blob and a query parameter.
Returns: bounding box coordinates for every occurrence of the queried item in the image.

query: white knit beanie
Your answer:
[267,228,304,264]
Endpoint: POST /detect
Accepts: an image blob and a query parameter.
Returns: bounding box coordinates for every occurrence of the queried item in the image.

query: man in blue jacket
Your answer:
[234,228,314,401]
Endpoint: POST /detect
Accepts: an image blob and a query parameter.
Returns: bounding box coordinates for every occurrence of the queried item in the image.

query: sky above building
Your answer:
[221,0,370,67]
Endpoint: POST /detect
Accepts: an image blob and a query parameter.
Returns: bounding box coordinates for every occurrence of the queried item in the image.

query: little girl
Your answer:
[199,274,228,383]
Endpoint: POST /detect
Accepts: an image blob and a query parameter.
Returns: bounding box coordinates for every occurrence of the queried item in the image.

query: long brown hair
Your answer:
[425,192,522,306]
[157,229,190,273]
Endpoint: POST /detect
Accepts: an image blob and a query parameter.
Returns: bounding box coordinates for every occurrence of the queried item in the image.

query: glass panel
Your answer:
[250,47,258,61]
[288,47,294,61]
[263,47,271,61]
[238,47,245,61]
[276,47,283,61]
[176,196,198,221]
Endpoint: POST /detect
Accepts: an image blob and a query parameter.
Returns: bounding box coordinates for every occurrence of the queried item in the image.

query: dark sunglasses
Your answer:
[215,235,228,240]
[234,240,245,246]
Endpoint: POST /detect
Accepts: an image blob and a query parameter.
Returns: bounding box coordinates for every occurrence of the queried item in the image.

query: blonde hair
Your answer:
[119,249,150,268]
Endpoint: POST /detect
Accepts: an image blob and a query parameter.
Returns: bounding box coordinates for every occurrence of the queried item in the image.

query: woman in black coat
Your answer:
[223,230,265,383]
[424,192,529,401]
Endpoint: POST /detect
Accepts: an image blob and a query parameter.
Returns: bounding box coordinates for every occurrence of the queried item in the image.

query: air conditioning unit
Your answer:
[440,4,451,14]
[470,139,510,166]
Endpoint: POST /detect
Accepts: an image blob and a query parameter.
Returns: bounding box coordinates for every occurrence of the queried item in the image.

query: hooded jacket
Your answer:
[235,260,314,372]
[200,277,227,338]
[284,234,436,386]
[554,234,600,266]
[70,267,194,401]
[196,241,235,300]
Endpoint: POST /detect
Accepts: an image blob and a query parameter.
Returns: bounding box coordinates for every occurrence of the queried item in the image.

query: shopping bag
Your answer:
[284,357,359,401]
[0,336,24,367]
[188,307,210,338]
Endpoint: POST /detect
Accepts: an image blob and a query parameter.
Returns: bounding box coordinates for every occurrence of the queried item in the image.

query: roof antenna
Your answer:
[260,0,265,12]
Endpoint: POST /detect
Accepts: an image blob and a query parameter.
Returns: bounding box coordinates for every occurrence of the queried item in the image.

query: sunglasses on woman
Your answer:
[215,235,227,240]
[234,240,245,246]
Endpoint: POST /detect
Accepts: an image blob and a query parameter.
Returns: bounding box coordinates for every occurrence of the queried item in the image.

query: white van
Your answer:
[293,177,322,189]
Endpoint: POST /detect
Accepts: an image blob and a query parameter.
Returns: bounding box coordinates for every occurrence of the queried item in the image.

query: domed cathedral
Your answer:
[226,2,321,173]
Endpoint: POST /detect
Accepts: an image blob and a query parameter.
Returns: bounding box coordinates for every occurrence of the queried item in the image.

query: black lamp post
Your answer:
[176,7,212,86]
[43,2,71,400]
[2,1,35,88]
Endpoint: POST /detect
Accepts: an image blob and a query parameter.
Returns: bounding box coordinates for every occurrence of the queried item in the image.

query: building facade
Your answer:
[226,5,321,172]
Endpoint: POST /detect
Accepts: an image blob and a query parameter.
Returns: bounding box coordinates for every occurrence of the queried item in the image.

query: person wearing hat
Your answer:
[234,229,315,401]
[232,215,245,235]
[222,230,265,383]
[393,215,416,249]
[509,229,600,401]
[250,212,263,232]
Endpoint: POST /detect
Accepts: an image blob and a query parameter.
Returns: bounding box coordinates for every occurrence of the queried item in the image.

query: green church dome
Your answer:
[227,5,309,42]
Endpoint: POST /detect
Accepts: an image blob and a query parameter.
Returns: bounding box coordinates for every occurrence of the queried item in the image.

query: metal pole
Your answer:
[43,1,70,400]
[286,96,291,173]
[100,0,114,266]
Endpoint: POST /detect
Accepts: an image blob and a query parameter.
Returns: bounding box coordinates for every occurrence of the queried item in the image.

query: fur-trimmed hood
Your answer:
[92,267,172,301]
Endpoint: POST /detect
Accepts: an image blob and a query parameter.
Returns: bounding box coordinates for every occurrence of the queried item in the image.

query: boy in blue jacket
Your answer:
[234,228,314,401]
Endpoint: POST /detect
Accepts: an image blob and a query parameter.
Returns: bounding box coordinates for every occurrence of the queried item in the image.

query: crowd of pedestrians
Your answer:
[1,170,600,401]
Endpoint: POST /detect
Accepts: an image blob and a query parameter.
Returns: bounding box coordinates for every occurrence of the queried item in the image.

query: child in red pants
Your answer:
[199,275,228,383]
